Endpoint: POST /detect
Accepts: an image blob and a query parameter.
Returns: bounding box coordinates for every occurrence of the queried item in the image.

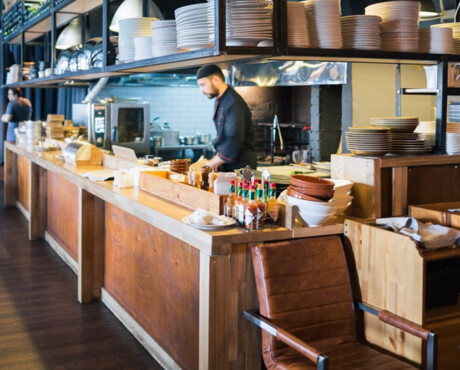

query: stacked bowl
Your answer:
[286,175,336,226]
[329,179,353,215]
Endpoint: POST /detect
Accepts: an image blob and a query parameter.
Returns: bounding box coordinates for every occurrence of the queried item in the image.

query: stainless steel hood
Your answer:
[104,59,347,88]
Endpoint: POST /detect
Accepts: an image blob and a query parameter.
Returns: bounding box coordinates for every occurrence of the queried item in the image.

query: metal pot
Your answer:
[198,133,212,144]
[184,135,197,145]
[151,136,163,148]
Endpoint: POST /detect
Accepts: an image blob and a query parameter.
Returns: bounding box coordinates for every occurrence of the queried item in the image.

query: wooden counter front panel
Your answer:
[407,165,460,206]
[17,156,30,211]
[104,203,200,370]
[47,172,79,261]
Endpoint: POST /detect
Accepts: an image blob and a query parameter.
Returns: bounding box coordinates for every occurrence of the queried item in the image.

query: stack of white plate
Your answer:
[415,121,436,147]
[365,1,420,52]
[389,132,432,155]
[447,119,460,153]
[448,102,460,123]
[304,0,342,49]
[151,20,182,57]
[341,15,382,50]
[447,133,460,154]
[370,117,419,132]
[419,27,453,54]
[133,36,153,60]
[432,22,460,54]
[345,127,391,156]
[175,3,213,50]
[287,2,309,48]
[119,17,158,62]
[207,0,273,47]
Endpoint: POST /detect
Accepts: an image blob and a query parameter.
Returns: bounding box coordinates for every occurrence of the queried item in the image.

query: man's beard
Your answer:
[207,92,218,99]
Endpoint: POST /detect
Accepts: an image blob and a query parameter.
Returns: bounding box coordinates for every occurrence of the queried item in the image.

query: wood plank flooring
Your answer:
[0,172,163,369]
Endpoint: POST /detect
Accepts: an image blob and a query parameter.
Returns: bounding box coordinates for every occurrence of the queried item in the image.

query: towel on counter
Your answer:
[83,170,115,182]
[375,217,460,250]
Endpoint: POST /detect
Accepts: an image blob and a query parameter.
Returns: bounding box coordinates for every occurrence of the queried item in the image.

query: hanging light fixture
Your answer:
[110,0,164,32]
[420,0,445,21]
[56,18,88,50]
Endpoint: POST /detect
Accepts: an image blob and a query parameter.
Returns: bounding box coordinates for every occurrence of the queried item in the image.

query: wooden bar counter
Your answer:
[4,142,343,370]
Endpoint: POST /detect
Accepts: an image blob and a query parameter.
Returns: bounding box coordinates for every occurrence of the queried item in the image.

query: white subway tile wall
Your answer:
[98,86,215,136]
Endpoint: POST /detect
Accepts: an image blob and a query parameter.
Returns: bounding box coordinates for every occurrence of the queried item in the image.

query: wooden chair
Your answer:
[244,235,437,370]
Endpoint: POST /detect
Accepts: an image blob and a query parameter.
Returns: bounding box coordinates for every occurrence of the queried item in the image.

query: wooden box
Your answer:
[409,202,460,230]
[139,171,226,214]
[345,219,460,369]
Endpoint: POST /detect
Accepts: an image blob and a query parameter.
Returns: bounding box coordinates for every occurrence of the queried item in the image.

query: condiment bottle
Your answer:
[201,165,211,191]
[224,180,236,218]
[208,172,218,193]
[266,183,280,227]
[238,184,249,226]
[233,181,243,220]
[256,183,266,226]
[244,185,259,231]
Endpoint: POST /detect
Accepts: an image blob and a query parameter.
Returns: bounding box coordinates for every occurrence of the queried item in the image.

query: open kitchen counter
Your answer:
[4,142,343,370]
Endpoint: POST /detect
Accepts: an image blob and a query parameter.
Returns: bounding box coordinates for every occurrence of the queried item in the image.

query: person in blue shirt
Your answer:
[197,64,257,172]
[2,88,32,141]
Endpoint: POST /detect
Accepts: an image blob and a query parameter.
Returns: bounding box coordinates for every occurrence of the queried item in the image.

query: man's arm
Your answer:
[206,154,226,172]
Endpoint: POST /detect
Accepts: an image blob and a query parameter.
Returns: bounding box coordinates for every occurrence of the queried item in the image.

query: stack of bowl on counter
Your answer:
[345,117,433,156]
[283,175,353,227]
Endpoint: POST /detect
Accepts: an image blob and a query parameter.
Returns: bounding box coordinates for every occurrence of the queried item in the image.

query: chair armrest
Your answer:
[243,309,329,370]
[356,301,438,370]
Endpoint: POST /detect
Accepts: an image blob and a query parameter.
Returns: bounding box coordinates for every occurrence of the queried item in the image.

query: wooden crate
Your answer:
[409,202,460,230]
[139,171,226,214]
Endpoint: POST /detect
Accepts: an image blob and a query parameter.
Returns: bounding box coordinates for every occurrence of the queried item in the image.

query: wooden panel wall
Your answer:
[47,172,79,261]
[407,165,460,206]
[17,156,30,211]
[345,220,424,364]
[104,203,200,370]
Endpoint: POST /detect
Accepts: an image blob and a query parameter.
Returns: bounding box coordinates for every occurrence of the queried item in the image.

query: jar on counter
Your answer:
[201,165,211,191]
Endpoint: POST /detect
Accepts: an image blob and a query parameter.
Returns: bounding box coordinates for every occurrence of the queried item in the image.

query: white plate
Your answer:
[182,215,236,230]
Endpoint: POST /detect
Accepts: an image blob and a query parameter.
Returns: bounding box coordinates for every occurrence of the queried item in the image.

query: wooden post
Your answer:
[29,162,47,240]
[392,166,408,216]
[78,189,105,303]
[4,148,18,207]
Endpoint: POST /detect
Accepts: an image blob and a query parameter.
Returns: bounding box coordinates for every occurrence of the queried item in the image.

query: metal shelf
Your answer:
[400,88,438,95]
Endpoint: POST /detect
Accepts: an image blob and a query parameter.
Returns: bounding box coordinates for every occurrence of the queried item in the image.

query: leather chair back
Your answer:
[252,236,356,365]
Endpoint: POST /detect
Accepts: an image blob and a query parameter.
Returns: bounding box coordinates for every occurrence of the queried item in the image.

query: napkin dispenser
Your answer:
[63,142,103,166]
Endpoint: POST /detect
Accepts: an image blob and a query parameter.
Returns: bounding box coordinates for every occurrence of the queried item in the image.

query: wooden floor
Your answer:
[0,171,163,369]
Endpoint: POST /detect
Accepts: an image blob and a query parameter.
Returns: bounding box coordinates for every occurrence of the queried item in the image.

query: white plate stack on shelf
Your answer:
[207,0,273,47]
[345,127,391,156]
[365,0,420,52]
[432,23,460,54]
[119,17,159,62]
[341,15,382,50]
[304,0,342,49]
[133,36,153,60]
[419,27,453,54]
[151,20,182,57]
[415,121,436,147]
[175,3,213,50]
[447,102,460,154]
[370,117,432,155]
[287,1,309,48]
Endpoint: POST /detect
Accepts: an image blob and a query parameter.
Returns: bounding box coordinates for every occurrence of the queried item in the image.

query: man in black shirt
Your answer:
[197,64,257,172]
[2,88,32,141]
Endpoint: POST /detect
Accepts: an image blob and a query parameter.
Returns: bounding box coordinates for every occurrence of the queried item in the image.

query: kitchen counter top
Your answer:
[4,142,343,254]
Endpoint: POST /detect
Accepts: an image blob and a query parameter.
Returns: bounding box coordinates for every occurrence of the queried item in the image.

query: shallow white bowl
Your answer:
[297,210,335,227]
[286,195,337,214]
[329,179,353,196]
[333,194,354,207]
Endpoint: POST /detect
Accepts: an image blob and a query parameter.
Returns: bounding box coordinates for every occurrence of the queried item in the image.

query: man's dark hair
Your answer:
[196,64,225,81]
[9,87,22,97]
